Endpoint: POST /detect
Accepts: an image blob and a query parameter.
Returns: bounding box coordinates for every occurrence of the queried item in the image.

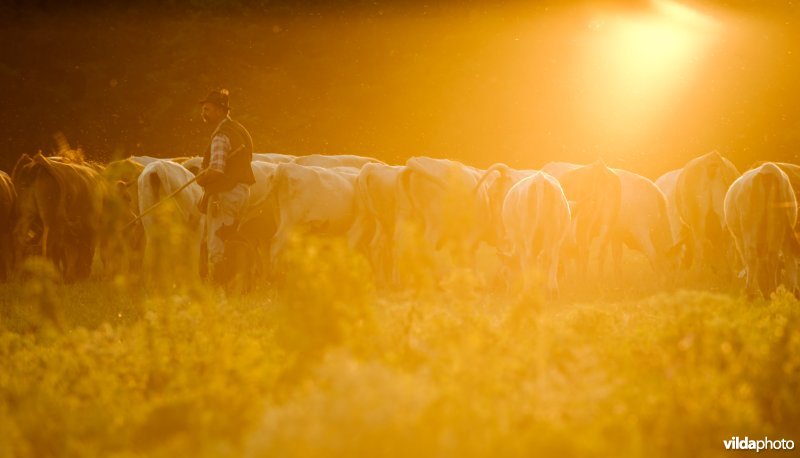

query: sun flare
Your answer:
[575,0,723,146]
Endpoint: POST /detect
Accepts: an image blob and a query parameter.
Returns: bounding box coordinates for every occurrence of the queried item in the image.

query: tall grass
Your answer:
[0,234,798,457]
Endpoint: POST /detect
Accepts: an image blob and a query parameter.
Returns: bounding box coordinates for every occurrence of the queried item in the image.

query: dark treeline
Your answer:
[1,0,799,176]
[0,1,492,171]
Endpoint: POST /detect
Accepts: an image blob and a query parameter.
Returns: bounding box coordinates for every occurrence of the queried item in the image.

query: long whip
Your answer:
[124,144,245,230]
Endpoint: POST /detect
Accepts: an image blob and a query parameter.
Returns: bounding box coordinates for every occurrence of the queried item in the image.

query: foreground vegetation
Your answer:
[1,237,799,458]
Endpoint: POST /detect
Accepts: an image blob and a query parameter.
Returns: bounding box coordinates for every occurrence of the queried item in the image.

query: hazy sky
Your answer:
[1,0,798,176]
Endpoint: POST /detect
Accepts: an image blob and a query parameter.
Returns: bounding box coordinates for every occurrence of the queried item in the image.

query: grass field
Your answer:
[1,237,799,458]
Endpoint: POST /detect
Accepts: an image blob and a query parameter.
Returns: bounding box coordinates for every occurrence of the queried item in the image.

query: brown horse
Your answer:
[0,171,16,281]
[12,153,107,281]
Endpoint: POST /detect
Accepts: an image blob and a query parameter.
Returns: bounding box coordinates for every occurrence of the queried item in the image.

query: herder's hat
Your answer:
[199,89,230,110]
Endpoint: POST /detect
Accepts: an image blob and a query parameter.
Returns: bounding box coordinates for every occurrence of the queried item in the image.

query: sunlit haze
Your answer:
[3,2,800,456]
[0,1,798,176]
[573,0,722,149]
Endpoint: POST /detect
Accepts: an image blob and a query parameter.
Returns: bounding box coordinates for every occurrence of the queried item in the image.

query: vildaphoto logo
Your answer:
[723,436,795,452]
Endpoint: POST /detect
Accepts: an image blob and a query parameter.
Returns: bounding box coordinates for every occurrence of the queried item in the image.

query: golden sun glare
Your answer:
[575,0,723,148]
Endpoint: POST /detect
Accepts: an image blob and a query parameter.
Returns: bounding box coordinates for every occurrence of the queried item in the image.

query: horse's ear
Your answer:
[33,151,49,164]
[11,154,33,180]
[14,153,32,166]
